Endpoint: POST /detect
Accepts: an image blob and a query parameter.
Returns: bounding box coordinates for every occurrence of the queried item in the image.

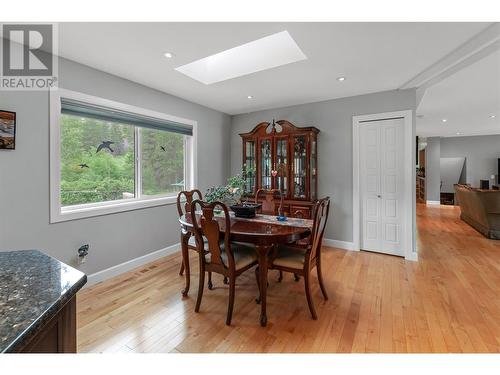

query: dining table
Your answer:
[178,212,313,327]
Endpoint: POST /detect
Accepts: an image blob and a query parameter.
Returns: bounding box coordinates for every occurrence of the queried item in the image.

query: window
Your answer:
[50,89,197,222]
[140,127,185,197]
[60,115,136,206]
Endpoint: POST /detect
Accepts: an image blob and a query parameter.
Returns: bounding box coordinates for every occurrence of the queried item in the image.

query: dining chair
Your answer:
[177,190,214,289]
[255,188,287,281]
[287,200,318,251]
[265,197,331,319]
[277,200,318,282]
[191,200,259,325]
[255,188,284,216]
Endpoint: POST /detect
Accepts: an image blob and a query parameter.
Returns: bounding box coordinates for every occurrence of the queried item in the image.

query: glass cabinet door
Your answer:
[275,137,288,196]
[310,136,317,200]
[260,139,272,190]
[292,135,307,198]
[244,140,256,194]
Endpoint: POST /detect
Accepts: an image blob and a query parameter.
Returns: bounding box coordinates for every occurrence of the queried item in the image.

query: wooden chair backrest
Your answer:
[255,189,284,215]
[293,199,319,219]
[308,197,331,262]
[190,200,235,270]
[176,189,202,217]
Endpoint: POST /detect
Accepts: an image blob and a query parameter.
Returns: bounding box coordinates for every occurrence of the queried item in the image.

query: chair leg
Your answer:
[226,276,236,326]
[223,276,229,285]
[304,271,317,320]
[195,264,205,313]
[208,272,213,290]
[277,270,283,282]
[179,261,184,276]
[294,273,300,282]
[255,267,261,304]
[317,258,328,300]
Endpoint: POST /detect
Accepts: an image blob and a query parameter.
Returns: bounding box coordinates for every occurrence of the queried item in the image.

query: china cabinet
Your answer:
[240,120,319,218]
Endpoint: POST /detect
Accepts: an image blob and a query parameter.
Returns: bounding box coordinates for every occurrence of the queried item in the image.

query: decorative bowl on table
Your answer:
[229,203,262,218]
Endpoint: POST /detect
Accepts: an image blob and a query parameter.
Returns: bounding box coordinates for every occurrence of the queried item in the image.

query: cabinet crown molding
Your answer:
[239,120,320,137]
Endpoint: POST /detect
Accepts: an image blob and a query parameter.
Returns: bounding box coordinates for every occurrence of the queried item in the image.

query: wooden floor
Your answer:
[77,204,500,353]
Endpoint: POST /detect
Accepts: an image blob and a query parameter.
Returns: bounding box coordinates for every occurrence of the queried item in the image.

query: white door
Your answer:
[360,118,405,256]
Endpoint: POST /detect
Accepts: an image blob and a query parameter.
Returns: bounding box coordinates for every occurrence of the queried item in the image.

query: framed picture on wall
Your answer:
[0,110,16,150]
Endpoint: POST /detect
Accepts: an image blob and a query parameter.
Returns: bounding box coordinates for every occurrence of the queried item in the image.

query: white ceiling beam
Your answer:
[415,87,427,108]
[400,22,500,90]
[419,39,500,91]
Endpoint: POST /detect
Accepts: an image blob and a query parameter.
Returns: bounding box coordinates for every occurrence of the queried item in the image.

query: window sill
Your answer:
[50,195,177,223]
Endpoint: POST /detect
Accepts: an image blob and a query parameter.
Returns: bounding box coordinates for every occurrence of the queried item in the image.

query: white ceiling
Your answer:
[56,22,490,115]
[416,49,500,137]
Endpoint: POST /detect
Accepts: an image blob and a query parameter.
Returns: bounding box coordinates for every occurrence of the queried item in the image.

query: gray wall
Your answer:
[230,89,417,243]
[0,57,231,275]
[440,157,466,193]
[425,137,441,202]
[441,135,500,187]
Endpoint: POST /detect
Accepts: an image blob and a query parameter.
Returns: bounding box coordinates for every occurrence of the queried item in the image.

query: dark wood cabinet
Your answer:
[15,296,77,353]
[240,120,319,218]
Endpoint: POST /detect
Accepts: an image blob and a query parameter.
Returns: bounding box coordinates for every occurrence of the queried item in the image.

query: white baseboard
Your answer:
[426,200,440,205]
[86,242,180,287]
[85,237,355,287]
[322,238,355,251]
[406,251,418,262]
[323,237,418,261]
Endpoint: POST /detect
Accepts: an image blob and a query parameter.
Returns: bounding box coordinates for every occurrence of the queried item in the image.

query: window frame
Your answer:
[49,88,197,223]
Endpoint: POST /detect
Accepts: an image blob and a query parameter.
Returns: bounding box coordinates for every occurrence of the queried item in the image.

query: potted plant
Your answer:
[227,167,261,218]
[205,166,261,217]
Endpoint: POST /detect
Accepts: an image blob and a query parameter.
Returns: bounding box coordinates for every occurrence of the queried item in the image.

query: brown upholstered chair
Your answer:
[264,197,331,319]
[191,200,259,325]
[255,188,284,216]
[177,190,216,289]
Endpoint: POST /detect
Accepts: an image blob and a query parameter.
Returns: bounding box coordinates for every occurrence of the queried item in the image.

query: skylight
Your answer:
[175,31,307,85]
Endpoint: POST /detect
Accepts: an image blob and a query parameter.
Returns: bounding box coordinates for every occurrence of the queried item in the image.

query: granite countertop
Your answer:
[0,250,87,353]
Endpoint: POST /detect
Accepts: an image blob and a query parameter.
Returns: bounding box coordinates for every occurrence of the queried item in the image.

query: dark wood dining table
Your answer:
[178,212,313,326]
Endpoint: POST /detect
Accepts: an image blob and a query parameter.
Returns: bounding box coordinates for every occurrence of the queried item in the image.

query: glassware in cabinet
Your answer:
[260,139,272,190]
[293,135,307,199]
[244,140,256,193]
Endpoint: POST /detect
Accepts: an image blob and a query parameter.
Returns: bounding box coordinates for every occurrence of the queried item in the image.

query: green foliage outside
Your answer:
[141,127,184,196]
[60,114,184,206]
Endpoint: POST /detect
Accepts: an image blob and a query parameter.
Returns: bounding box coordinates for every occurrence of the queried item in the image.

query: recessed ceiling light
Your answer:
[337,76,346,82]
[490,115,496,119]
[164,52,174,58]
[247,95,253,99]
[456,132,461,135]
[442,119,447,123]
[175,31,307,85]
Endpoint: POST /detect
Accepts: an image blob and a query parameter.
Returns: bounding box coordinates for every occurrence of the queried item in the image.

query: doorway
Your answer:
[353,111,416,260]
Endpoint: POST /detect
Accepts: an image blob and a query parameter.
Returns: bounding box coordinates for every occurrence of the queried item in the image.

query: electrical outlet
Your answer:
[77,244,89,266]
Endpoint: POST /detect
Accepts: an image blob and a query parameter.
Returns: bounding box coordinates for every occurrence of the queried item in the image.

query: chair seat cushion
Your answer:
[188,235,208,247]
[272,245,307,269]
[207,242,257,270]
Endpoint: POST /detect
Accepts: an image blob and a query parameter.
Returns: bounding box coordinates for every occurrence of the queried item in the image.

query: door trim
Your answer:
[352,110,416,261]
